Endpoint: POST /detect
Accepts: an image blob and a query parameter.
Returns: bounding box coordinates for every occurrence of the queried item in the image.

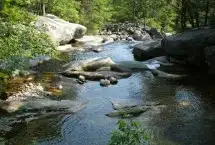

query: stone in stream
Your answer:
[111,99,160,110]
[106,106,149,118]
[92,46,104,53]
[126,37,134,41]
[108,76,118,85]
[57,84,63,90]
[150,69,189,80]
[63,57,115,72]
[133,39,164,61]
[100,79,111,87]
[76,79,85,84]
[78,75,86,82]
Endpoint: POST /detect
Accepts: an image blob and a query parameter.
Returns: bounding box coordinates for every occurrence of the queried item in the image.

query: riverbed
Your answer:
[1,42,215,145]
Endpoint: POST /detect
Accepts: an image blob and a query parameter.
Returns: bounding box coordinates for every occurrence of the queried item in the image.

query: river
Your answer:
[2,42,215,145]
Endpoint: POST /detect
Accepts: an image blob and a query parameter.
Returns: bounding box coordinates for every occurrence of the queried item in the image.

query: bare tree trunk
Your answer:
[187,8,195,28]
[181,0,187,30]
[42,3,46,16]
[132,0,136,22]
[195,10,199,27]
[144,16,146,28]
[204,1,209,26]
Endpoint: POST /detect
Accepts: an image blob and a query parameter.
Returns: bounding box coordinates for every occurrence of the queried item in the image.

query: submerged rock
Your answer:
[111,99,160,110]
[150,69,189,80]
[106,106,149,118]
[0,99,87,114]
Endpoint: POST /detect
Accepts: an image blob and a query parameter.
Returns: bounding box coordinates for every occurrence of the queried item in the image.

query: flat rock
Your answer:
[62,70,131,81]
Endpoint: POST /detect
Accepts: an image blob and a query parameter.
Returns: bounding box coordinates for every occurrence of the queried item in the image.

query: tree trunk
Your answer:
[187,8,195,28]
[132,0,136,22]
[204,1,209,26]
[144,16,146,28]
[195,10,199,27]
[42,3,46,16]
[181,0,187,30]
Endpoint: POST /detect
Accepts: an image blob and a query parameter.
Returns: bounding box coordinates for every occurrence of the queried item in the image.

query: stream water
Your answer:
[2,42,215,145]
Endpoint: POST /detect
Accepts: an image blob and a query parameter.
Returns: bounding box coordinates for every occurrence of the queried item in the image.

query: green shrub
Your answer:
[0,22,57,72]
[109,120,150,145]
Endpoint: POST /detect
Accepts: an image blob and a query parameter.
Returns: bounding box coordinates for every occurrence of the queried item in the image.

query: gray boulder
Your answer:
[162,26,215,69]
[132,30,151,41]
[35,14,87,45]
[133,39,165,60]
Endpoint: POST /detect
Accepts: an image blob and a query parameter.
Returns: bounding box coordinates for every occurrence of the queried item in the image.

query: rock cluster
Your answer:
[100,23,163,41]
[6,83,47,101]
[162,26,215,75]
[132,26,215,76]
[62,57,131,85]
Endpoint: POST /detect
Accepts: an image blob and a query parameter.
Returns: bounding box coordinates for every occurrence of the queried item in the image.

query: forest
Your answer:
[1,0,215,32]
[0,0,214,74]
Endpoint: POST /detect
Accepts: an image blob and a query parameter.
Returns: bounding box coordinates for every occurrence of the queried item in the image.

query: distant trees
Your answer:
[0,0,215,32]
[170,0,215,30]
[110,0,215,31]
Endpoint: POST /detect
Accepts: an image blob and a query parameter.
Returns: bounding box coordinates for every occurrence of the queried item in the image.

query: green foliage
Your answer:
[0,0,36,24]
[0,22,57,72]
[50,0,80,23]
[111,0,177,32]
[78,0,113,33]
[109,120,150,145]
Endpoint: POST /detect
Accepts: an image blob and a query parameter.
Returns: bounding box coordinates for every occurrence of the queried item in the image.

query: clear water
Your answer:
[2,42,215,145]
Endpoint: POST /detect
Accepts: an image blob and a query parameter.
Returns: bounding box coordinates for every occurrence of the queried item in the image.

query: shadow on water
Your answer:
[1,42,215,145]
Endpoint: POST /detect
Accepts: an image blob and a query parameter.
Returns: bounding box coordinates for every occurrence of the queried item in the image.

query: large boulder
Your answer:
[162,26,215,69]
[133,39,165,60]
[35,14,87,45]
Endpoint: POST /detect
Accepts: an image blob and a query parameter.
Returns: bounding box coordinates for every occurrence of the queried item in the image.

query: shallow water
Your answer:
[2,42,215,145]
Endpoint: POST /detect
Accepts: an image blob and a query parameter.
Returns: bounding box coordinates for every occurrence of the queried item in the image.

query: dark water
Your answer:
[2,42,215,145]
